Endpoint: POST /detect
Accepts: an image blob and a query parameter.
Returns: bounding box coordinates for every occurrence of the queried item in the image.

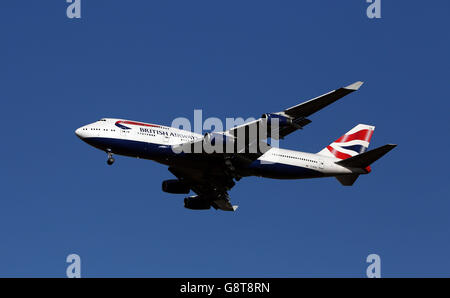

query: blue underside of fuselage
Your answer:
[83,137,173,158]
[247,160,324,179]
[82,137,324,179]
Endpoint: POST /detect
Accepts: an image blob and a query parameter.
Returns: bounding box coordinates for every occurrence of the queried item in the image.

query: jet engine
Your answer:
[184,196,211,210]
[162,179,190,194]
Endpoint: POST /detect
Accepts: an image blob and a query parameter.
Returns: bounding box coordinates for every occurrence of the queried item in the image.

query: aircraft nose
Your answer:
[75,127,83,139]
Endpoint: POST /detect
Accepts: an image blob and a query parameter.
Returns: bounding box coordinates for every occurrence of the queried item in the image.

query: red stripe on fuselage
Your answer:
[116,121,159,128]
[335,129,373,143]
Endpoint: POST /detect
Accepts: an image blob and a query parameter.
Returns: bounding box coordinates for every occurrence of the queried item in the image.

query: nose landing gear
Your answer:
[106,151,115,165]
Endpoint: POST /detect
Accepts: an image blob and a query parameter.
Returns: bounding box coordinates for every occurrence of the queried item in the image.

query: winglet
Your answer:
[232,205,239,211]
[344,81,364,91]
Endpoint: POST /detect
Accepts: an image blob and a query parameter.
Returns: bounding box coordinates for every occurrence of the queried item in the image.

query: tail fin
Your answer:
[318,124,375,160]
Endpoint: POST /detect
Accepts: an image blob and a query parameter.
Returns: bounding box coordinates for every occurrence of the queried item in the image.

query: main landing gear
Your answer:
[106,150,115,165]
[224,157,242,184]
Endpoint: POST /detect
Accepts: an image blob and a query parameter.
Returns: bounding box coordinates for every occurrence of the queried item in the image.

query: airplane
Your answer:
[75,81,396,211]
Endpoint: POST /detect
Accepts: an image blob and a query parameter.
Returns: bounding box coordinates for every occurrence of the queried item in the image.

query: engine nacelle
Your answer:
[184,196,211,210]
[162,179,190,194]
[261,113,292,126]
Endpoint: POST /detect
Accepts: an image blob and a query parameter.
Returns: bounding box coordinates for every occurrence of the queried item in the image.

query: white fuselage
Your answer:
[75,118,353,179]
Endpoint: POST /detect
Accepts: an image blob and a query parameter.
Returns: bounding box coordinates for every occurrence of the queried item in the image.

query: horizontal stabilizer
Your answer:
[336,174,360,186]
[336,144,397,169]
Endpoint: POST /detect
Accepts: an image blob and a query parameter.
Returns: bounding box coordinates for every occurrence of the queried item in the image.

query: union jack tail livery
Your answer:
[318,124,375,160]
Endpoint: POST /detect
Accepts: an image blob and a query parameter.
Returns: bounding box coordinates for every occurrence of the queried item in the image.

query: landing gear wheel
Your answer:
[224,158,235,172]
[106,150,115,165]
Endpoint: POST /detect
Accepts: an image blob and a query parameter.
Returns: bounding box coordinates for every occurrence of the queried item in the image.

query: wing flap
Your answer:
[211,196,238,211]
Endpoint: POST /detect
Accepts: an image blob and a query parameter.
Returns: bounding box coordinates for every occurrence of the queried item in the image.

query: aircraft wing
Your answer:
[227,81,364,140]
[168,166,238,211]
[173,81,363,158]
[281,81,364,119]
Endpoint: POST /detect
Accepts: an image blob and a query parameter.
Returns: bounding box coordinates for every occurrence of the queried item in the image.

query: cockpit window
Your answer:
[98,119,106,121]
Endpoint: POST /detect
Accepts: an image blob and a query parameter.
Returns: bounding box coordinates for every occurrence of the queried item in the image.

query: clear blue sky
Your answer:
[1,1,449,277]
